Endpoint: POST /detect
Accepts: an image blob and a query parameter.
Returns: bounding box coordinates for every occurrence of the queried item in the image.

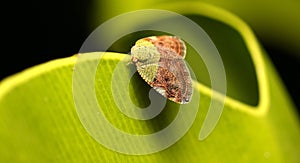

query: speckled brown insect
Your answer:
[130,35,193,104]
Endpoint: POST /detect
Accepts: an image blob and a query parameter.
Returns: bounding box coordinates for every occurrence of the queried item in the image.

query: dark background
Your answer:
[1,1,299,113]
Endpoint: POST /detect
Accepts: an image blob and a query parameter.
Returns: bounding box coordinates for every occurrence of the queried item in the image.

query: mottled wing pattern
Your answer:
[136,64,159,84]
[131,35,193,104]
[144,36,186,58]
[139,47,193,104]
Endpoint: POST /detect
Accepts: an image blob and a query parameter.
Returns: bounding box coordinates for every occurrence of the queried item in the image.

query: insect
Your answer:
[130,35,193,104]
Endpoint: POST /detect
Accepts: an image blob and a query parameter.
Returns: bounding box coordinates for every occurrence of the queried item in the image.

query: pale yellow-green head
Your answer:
[130,39,161,64]
[130,39,161,82]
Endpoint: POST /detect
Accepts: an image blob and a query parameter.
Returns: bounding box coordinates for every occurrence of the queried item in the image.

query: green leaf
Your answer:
[1,3,299,163]
[95,1,300,59]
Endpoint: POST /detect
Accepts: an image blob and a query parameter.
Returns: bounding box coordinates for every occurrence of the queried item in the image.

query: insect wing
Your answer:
[144,36,187,58]
[138,48,193,104]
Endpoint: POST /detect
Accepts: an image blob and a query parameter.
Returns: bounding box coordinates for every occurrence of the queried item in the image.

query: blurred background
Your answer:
[1,0,299,112]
